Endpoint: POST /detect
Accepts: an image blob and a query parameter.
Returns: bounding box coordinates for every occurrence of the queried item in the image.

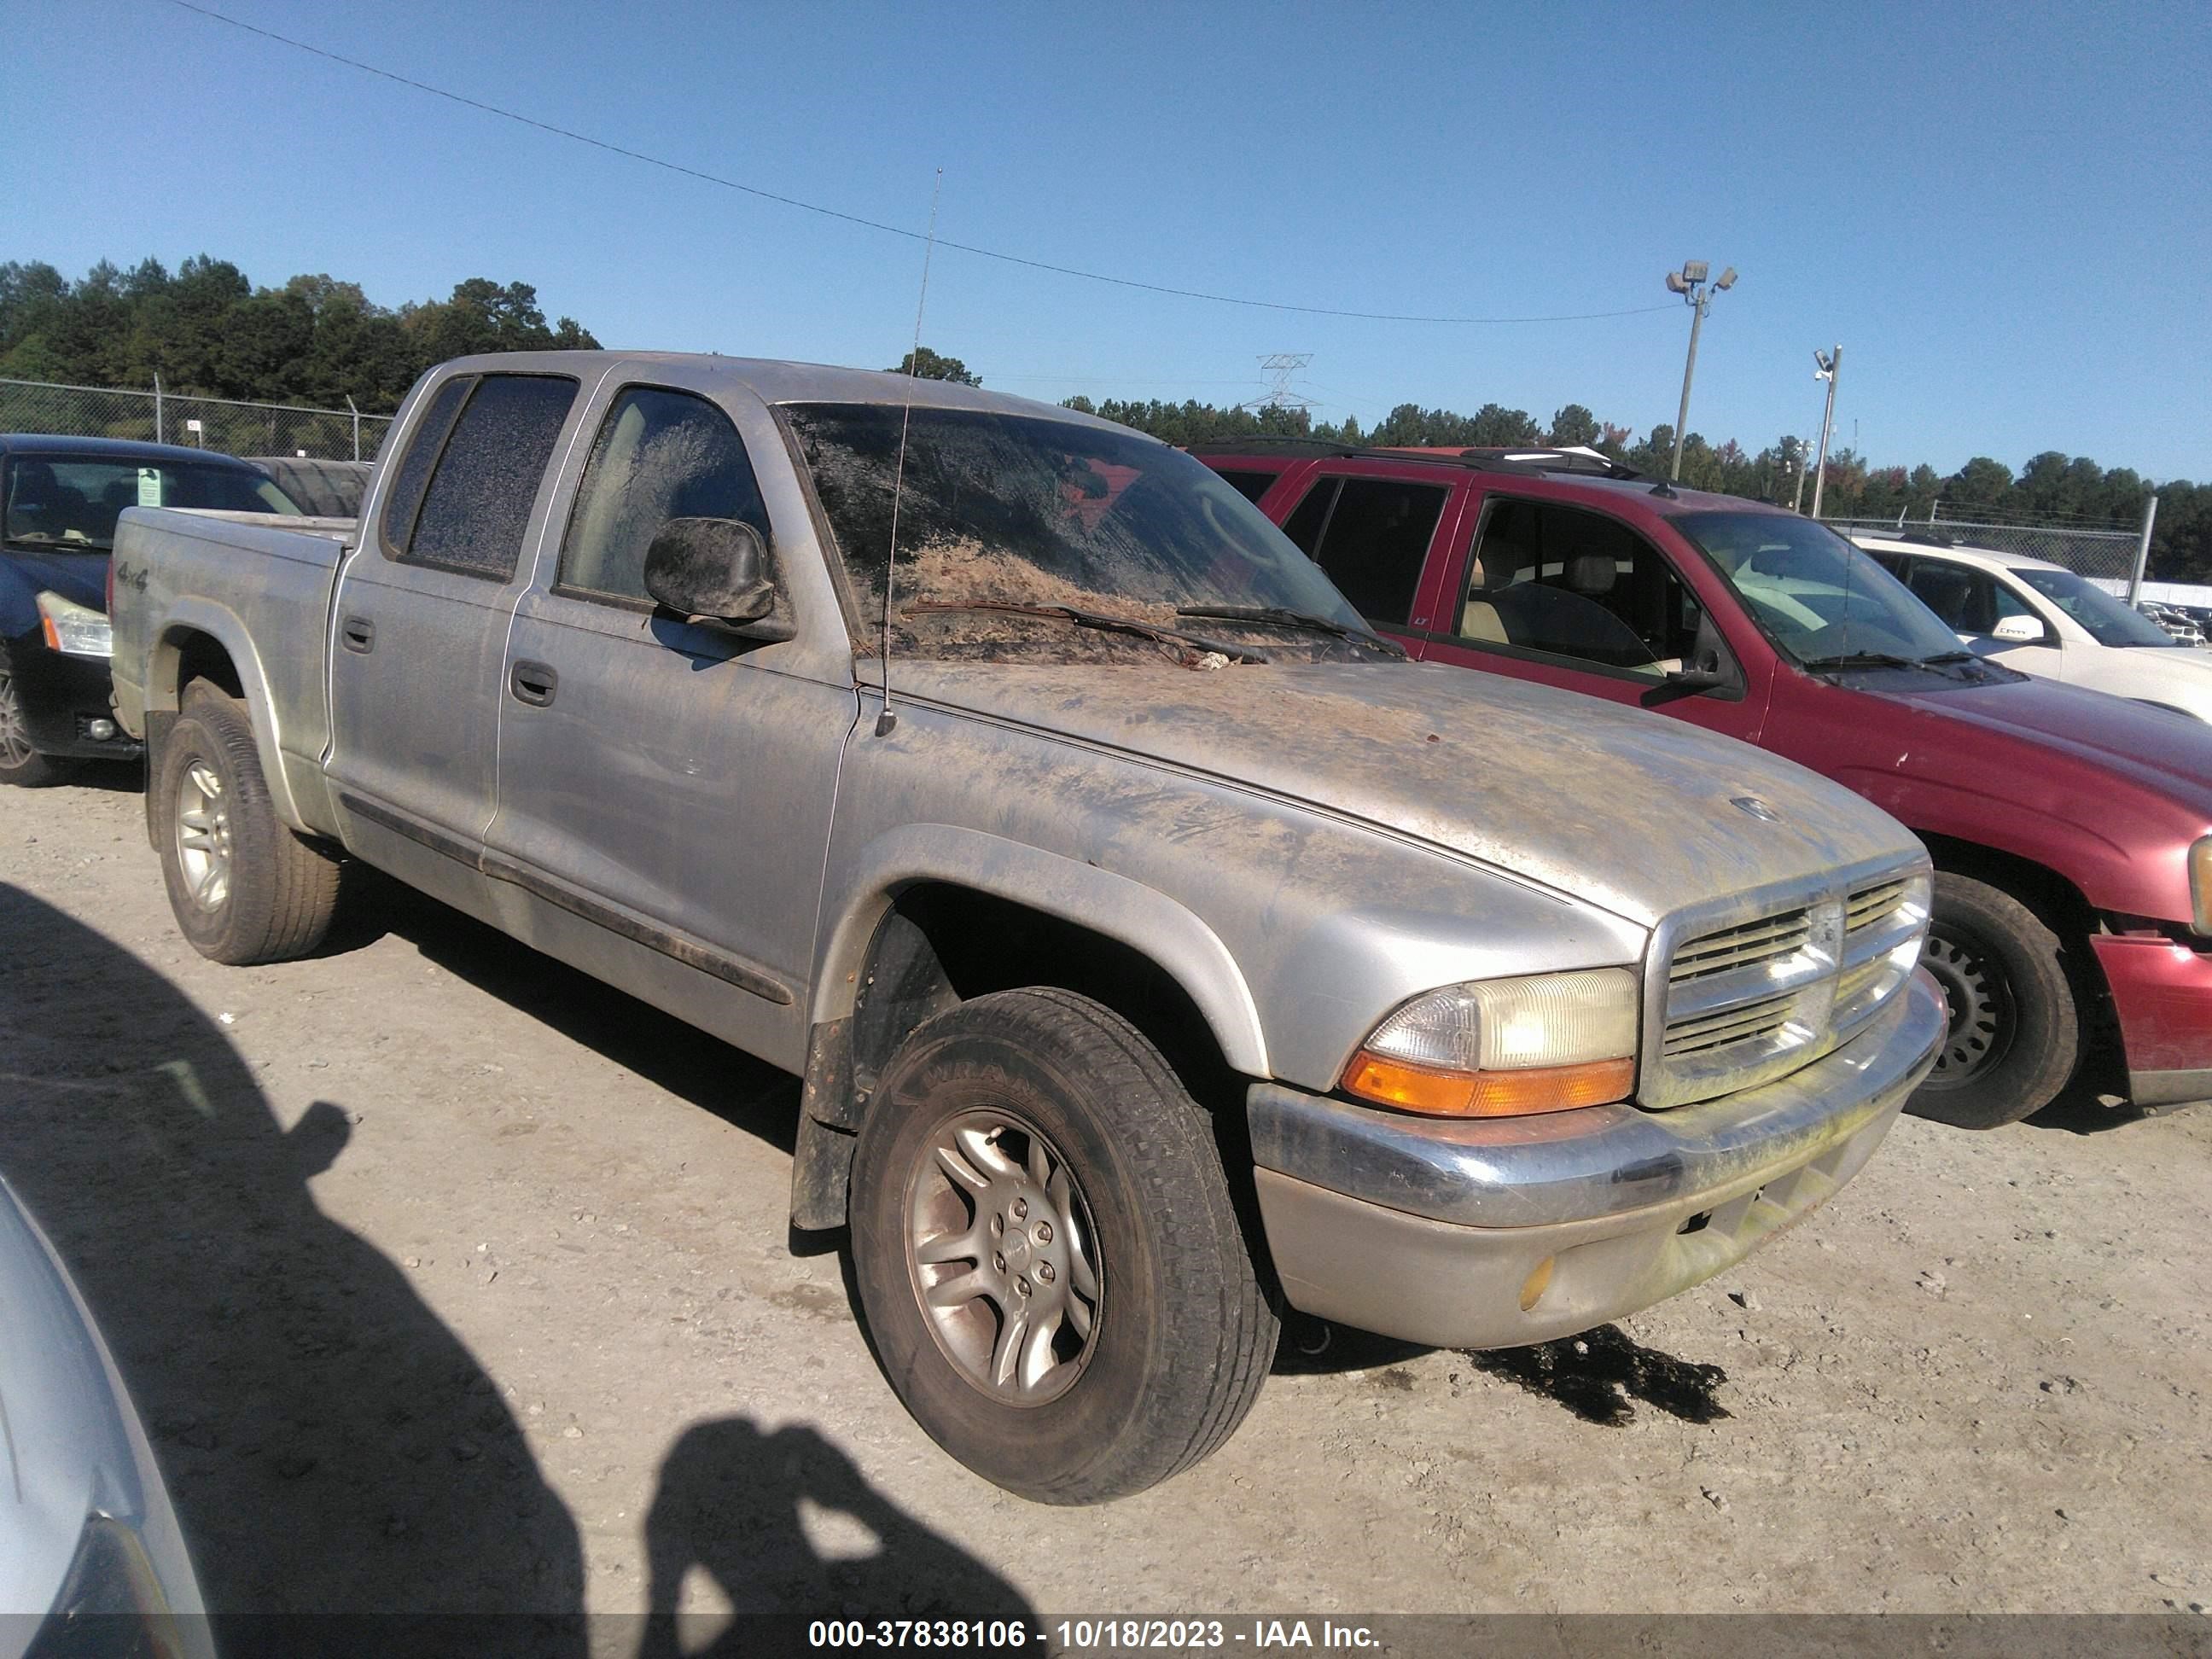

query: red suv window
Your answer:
[1278,475,1450,626]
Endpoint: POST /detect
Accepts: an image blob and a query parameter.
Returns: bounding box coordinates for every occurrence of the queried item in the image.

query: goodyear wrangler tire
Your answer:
[157,681,342,964]
[849,987,1278,1504]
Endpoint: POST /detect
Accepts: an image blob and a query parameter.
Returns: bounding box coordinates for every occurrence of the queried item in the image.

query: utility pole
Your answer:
[1789,438,1809,515]
[1665,261,1738,480]
[1810,346,1842,519]
[2128,495,2161,608]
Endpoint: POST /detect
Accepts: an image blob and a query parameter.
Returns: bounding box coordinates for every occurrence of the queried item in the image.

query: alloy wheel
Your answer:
[904,1109,1103,1405]
[174,760,235,911]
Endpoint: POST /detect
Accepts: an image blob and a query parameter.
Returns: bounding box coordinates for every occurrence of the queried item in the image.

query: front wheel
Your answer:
[156,683,344,964]
[0,646,73,787]
[1908,870,2081,1129]
[848,987,1278,1505]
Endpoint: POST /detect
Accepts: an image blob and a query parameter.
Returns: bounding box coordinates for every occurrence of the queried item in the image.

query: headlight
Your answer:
[1341,967,1639,1119]
[37,590,114,660]
[2192,837,2212,936]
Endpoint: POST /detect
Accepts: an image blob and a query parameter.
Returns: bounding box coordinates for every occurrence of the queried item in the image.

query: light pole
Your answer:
[1809,346,1842,518]
[1665,260,1737,480]
[1786,437,1809,514]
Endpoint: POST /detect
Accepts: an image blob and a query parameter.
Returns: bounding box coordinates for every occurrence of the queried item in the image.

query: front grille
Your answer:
[1662,991,1796,1059]
[1668,908,1813,985]
[1644,864,1930,1109]
[1847,878,1908,933]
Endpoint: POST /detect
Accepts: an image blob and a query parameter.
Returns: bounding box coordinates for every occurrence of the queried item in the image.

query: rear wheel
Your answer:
[1909,870,2080,1129]
[157,683,343,964]
[0,647,72,787]
[849,987,1277,1504]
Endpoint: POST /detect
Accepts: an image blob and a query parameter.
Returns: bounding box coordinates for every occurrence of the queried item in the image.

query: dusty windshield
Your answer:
[1677,511,1965,666]
[3,457,300,553]
[2012,565,2180,648]
[784,403,1382,662]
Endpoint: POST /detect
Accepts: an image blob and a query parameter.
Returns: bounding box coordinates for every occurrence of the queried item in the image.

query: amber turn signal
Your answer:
[1342,1052,1635,1119]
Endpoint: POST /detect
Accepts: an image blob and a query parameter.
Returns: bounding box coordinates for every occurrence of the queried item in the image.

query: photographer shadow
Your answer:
[637,1419,1032,1657]
[0,883,584,1648]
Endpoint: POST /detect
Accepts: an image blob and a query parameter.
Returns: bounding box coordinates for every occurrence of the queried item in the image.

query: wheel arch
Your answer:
[790,828,1271,1230]
[144,602,304,831]
[1917,830,2121,1065]
[810,826,1268,1080]
[1917,831,2098,940]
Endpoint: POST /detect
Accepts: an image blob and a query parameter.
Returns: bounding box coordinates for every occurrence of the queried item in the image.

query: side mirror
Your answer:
[1991,614,2047,644]
[643,517,777,625]
[1664,658,1731,690]
[1662,609,1738,690]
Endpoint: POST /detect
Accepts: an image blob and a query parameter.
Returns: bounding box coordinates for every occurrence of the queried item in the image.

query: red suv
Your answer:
[1197,439,2212,1128]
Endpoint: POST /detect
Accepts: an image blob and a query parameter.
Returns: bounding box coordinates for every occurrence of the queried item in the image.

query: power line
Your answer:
[165,0,1683,329]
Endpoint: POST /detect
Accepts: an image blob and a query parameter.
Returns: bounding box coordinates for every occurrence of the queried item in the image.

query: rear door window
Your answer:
[1211,469,1278,505]
[1280,478,1337,556]
[382,374,579,580]
[1280,475,1448,626]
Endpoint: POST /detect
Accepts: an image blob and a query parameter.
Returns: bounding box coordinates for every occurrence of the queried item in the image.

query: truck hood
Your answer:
[1872,672,2212,813]
[896,659,1920,928]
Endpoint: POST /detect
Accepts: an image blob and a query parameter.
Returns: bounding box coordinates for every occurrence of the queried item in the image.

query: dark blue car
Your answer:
[0,434,301,784]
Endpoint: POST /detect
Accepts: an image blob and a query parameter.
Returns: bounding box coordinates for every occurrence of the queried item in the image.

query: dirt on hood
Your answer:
[888,657,1924,928]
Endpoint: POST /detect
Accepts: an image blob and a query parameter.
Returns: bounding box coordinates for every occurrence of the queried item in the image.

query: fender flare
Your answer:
[812,823,1270,1077]
[146,598,306,831]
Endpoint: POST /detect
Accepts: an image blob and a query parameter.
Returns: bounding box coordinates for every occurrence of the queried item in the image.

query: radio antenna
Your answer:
[876,166,944,737]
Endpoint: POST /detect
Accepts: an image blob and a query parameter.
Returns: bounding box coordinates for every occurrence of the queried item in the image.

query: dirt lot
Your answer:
[3,768,2209,1633]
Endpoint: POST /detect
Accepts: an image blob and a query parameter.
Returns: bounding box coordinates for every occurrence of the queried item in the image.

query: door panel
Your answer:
[327,371,590,847]
[485,380,850,1065]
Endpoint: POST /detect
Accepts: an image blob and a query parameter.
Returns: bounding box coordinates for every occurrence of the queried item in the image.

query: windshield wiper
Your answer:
[905,601,1270,664]
[1917,650,1977,664]
[1173,604,1407,658]
[1799,650,1927,672]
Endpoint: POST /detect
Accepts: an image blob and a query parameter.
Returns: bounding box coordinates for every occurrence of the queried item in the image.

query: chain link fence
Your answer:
[0,377,393,462]
[1822,502,2149,592]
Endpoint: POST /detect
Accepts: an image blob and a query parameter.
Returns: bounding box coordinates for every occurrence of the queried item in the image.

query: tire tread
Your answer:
[162,682,342,963]
[850,986,1278,1503]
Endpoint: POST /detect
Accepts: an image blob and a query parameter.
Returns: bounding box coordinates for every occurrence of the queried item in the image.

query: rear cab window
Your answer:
[380,373,580,581]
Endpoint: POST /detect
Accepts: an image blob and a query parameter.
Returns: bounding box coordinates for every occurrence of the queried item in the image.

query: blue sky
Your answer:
[11,0,2209,480]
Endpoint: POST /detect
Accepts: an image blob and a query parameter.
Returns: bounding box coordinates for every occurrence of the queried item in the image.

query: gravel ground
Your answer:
[3,768,2208,1637]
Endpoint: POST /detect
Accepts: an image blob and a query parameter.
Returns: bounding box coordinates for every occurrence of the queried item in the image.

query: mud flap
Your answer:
[789,1113,858,1231]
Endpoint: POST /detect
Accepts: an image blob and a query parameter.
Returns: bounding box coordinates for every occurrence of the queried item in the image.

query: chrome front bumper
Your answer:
[1248,969,1946,1348]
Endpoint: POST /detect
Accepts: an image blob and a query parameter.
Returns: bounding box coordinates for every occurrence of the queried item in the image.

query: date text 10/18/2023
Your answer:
[806,1619,1381,1650]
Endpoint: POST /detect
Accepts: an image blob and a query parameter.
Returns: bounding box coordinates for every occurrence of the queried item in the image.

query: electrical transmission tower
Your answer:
[1243,352,1317,414]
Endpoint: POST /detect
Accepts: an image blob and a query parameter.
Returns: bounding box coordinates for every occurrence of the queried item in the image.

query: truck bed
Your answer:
[110,507,357,832]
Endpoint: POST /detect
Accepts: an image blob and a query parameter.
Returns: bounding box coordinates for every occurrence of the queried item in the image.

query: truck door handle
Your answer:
[510,661,558,707]
[341,616,375,653]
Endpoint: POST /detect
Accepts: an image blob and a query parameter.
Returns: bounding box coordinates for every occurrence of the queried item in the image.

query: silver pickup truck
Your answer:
[109,352,1944,1503]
